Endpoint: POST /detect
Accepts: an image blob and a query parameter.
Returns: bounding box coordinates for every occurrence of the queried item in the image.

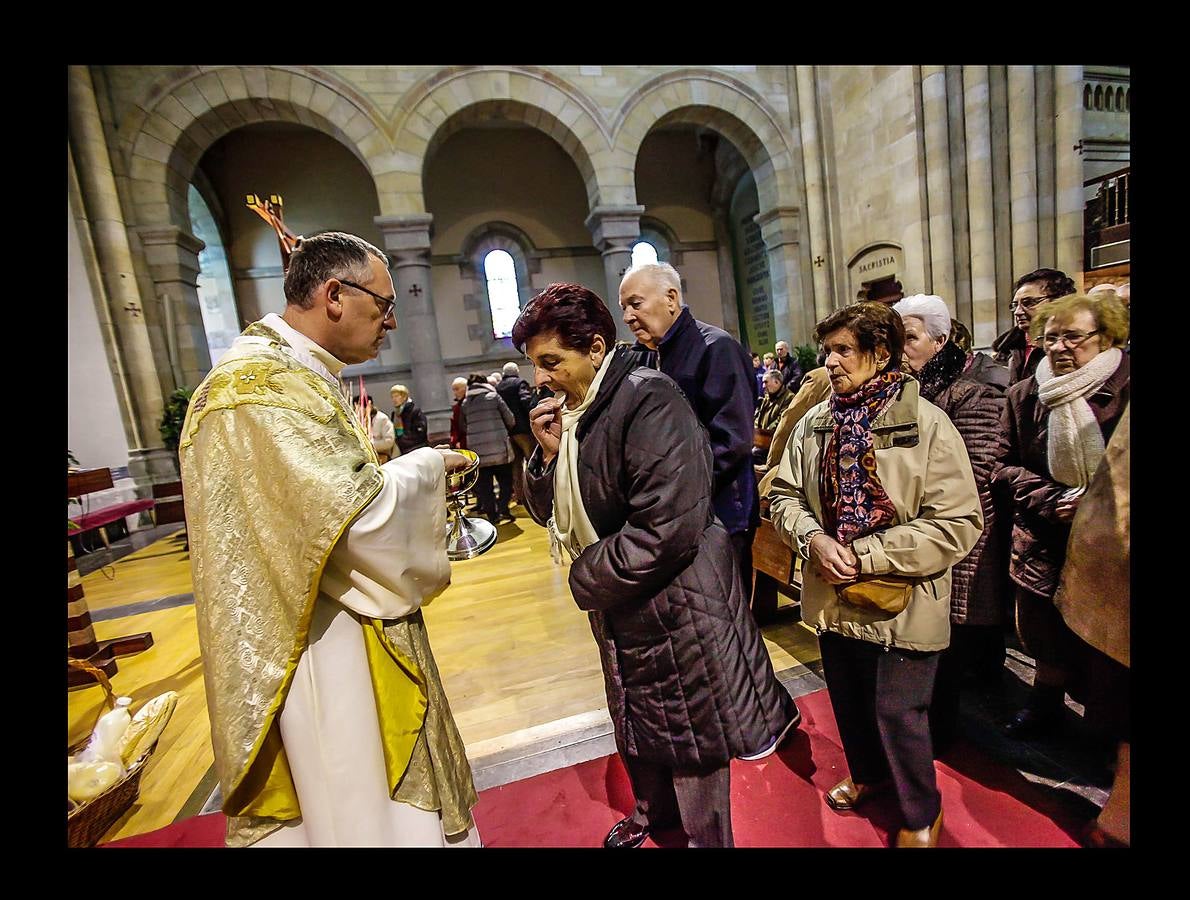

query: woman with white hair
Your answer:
[892,295,1008,751]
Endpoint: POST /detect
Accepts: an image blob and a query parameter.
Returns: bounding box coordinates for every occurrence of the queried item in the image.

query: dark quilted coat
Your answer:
[524,348,796,768]
[928,374,1009,625]
[994,354,1130,599]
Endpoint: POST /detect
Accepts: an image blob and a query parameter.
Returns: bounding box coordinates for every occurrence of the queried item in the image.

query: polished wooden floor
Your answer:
[69,510,819,843]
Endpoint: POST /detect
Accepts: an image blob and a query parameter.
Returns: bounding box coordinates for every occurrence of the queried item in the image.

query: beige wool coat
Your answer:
[768,377,984,652]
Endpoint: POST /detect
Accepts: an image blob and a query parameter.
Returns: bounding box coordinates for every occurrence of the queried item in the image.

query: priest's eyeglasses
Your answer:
[1009,296,1048,311]
[338,279,396,320]
[1041,329,1099,349]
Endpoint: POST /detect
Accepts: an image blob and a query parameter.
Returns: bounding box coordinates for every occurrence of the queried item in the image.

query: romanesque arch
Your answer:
[121,66,392,232]
[389,67,616,215]
[610,70,800,214]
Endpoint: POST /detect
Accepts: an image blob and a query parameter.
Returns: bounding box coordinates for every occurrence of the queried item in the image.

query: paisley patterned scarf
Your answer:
[819,369,904,546]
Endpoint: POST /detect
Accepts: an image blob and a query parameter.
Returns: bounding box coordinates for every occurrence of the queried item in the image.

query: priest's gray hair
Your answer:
[892,294,951,341]
[284,231,389,310]
[502,361,521,376]
[622,262,685,306]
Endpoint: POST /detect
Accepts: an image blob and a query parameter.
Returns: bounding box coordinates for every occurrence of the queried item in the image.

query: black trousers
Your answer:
[819,631,941,830]
[474,463,513,519]
[929,623,1007,751]
[622,754,733,848]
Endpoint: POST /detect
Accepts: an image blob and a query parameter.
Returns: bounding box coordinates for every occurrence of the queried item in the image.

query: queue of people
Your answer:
[180,227,1128,848]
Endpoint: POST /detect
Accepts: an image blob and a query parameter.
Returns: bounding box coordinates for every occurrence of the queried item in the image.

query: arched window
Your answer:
[483,249,521,339]
[1115,86,1125,111]
[1083,84,1093,109]
[631,240,659,268]
[1094,85,1104,110]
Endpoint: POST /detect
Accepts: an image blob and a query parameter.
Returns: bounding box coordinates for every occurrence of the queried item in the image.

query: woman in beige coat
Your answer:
[768,302,983,848]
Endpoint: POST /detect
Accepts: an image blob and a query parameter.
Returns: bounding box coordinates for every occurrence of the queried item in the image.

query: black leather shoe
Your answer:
[604,816,649,849]
[1003,703,1062,738]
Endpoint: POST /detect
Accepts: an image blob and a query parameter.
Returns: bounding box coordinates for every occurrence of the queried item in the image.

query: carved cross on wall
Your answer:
[813,256,825,268]
[409,284,423,297]
[124,302,142,317]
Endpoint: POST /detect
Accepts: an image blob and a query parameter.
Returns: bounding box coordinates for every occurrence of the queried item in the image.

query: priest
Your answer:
[180,232,479,847]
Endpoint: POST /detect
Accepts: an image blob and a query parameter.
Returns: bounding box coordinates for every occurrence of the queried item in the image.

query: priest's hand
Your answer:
[530,397,563,464]
[437,449,471,474]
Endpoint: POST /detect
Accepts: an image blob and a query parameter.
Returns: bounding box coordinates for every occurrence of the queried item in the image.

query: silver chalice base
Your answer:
[445,510,498,561]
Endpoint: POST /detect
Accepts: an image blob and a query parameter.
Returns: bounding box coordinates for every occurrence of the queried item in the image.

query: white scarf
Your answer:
[550,348,617,562]
[1035,347,1122,487]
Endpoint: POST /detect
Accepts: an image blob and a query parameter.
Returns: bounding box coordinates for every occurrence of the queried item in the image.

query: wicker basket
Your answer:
[67,658,161,848]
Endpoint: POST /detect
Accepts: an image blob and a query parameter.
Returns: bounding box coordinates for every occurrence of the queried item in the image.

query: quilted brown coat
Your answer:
[928,375,1009,625]
[523,348,797,768]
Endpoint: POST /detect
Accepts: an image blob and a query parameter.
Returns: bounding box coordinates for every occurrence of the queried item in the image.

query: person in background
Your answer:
[949,319,1010,390]
[774,340,803,389]
[751,352,766,404]
[360,400,396,464]
[487,371,503,388]
[768,301,982,848]
[995,292,1129,738]
[516,282,798,849]
[449,376,468,449]
[892,295,1008,752]
[389,384,429,456]
[462,372,517,524]
[753,369,794,465]
[497,361,535,507]
[991,268,1076,386]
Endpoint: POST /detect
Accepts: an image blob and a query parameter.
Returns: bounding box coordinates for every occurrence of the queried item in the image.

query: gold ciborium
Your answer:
[444,448,497,560]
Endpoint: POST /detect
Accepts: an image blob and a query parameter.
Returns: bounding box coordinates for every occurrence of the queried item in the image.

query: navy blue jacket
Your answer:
[631,308,760,535]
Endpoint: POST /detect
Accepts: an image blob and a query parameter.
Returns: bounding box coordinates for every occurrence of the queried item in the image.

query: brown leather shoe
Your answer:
[603,816,649,849]
[895,808,943,848]
[824,776,890,811]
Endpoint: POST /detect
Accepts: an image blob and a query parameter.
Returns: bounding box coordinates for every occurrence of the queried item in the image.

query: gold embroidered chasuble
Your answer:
[180,319,476,847]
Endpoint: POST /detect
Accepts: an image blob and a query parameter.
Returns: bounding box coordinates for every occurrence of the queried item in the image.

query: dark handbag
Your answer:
[837,574,914,615]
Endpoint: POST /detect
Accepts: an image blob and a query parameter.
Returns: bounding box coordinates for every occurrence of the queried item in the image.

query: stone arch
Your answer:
[389,67,615,215]
[1083,83,1093,109]
[611,70,800,214]
[1115,86,1125,112]
[123,66,392,232]
[1094,84,1104,110]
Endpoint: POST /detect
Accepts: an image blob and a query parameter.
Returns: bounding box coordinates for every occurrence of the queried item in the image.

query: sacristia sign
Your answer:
[847,242,904,300]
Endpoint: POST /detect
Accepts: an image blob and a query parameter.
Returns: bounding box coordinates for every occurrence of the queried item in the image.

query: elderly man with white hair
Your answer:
[619,261,800,756]
[892,294,1008,751]
[449,376,469,449]
[496,360,534,506]
[773,340,803,388]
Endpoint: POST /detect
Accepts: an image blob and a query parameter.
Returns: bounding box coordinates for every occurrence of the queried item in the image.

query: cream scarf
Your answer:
[1035,347,1122,487]
[550,347,617,562]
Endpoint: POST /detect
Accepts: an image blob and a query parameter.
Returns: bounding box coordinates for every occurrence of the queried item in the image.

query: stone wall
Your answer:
[69,64,1125,442]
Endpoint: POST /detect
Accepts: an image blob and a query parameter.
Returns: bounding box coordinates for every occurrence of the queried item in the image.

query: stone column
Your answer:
[756,207,809,347]
[585,205,645,342]
[963,65,999,348]
[921,65,957,308]
[68,64,173,487]
[795,66,833,322]
[136,225,210,391]
[375,214,451,434]
[1008,65,1040,281]
[711,206,742,341]
[1054,65,1085,288]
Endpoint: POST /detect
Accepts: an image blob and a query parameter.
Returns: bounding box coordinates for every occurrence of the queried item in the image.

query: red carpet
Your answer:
[105,689,1082,848]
